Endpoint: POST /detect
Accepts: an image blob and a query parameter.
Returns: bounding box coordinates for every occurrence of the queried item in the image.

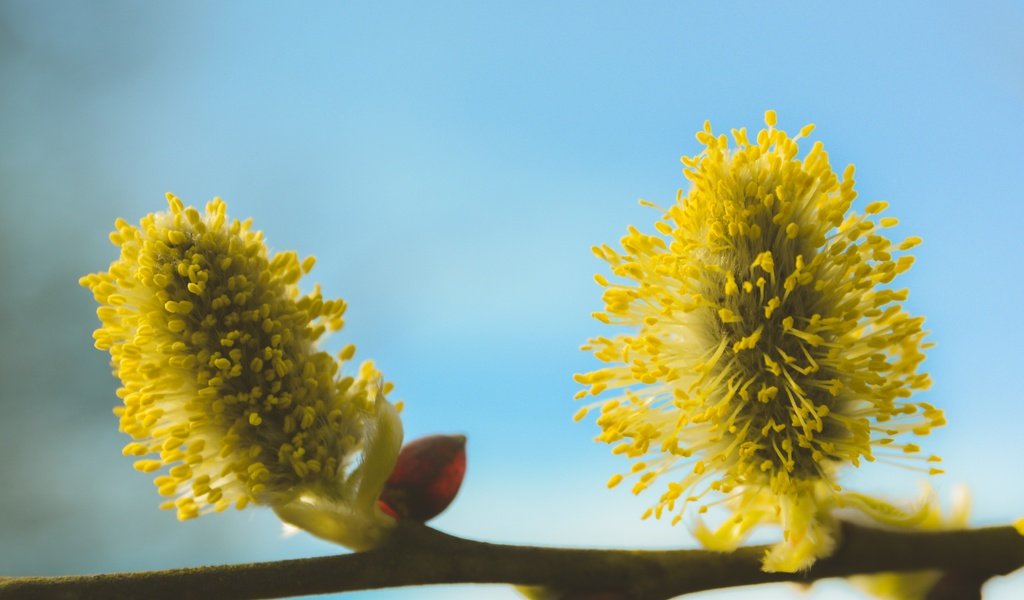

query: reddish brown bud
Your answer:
[378,434,466,522]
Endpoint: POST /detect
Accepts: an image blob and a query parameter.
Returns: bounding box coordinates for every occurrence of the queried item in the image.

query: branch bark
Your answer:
[2,522,1022,600]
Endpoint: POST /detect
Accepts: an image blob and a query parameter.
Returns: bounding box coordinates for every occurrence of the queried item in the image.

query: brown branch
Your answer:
[2,522,1022,600]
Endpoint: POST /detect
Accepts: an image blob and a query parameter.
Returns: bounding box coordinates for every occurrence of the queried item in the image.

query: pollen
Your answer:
[82,194,393,522]
[575,112,941,571]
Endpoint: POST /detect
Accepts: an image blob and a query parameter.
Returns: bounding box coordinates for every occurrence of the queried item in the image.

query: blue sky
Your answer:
[2,2,1023,598]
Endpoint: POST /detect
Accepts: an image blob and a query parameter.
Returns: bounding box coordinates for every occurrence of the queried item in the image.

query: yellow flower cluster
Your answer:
[575,112,944,571]
[82,195,401,548]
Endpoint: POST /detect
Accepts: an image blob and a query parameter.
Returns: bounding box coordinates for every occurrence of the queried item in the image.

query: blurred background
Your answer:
[2,1,1022,598]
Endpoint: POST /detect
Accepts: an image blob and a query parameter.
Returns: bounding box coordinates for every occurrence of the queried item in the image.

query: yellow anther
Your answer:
[133,460,162,473]
[865,201,889,214]
[724,273,739,296]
